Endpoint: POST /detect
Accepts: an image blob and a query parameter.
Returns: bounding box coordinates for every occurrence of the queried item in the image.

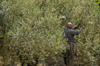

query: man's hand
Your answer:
[82,26,85,29]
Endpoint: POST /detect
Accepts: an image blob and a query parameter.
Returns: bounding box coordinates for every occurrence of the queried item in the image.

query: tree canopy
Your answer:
[0,0,100,66]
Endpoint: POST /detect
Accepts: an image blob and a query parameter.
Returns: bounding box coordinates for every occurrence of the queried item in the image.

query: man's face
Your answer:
[68,24,73,29]
[67,23,73,29]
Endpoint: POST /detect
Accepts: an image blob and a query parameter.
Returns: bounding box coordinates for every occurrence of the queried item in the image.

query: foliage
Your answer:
[0,0,100,66]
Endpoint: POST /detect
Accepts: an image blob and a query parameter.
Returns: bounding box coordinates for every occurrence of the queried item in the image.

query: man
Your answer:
[65,22,84,66]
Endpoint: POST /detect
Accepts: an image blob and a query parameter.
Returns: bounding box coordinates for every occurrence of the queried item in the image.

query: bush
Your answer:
[0,0,100,66]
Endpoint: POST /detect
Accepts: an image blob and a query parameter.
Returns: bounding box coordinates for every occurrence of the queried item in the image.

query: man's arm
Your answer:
[71,28,83,35]
[71,26,84,35]
[73,26,79,30]
[73,23,80,30]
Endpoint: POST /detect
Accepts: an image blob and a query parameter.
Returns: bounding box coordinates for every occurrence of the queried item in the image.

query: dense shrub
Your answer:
[0,0,100,66]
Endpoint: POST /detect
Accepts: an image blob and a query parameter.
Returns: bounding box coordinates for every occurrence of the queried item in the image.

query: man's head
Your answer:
[67,22,73,29]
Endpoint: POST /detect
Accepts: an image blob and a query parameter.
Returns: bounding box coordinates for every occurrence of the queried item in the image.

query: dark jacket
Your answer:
[65,27,83,42]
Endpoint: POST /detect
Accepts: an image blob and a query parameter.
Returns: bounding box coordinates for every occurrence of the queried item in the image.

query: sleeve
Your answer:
[73,23,80,30]
[71,28,83,35]
[73,26,78,30]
